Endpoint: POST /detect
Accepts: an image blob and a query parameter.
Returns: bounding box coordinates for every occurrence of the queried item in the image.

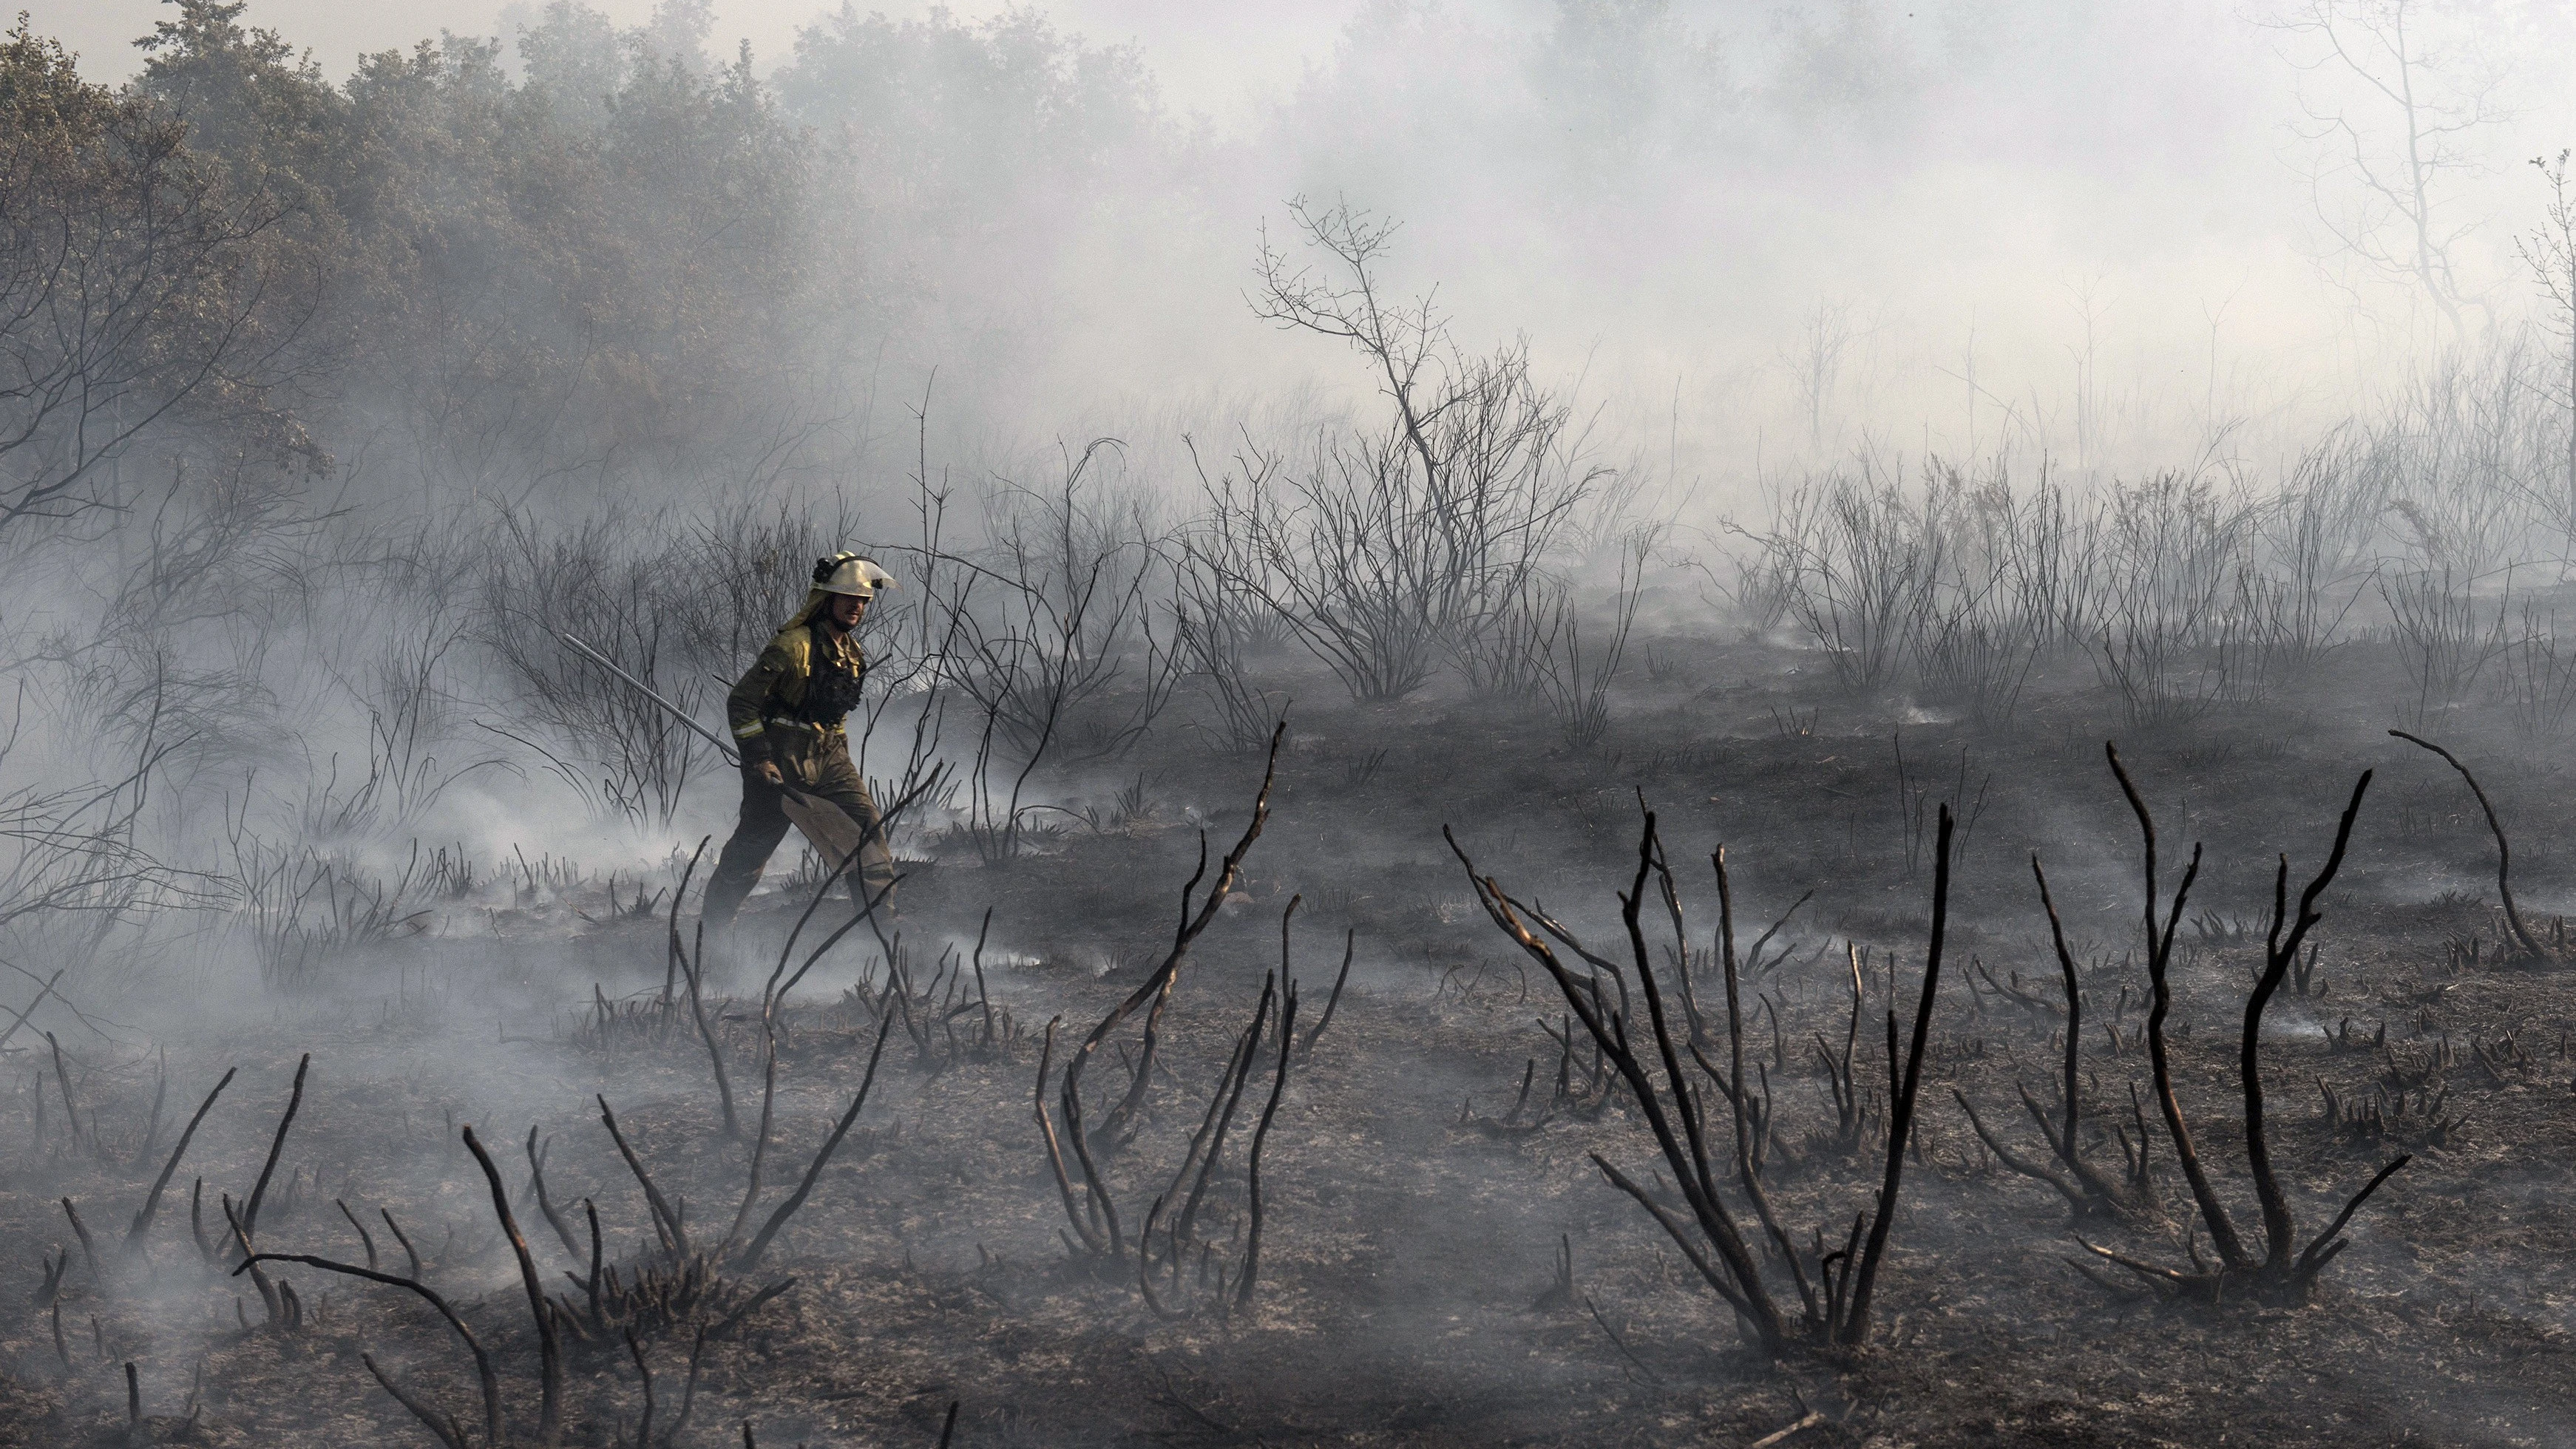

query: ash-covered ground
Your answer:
[10,636,2576,1448]
[16,4,2576,1445]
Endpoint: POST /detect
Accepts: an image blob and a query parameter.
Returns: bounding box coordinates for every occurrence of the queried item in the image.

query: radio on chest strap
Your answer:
[790,630,868,726]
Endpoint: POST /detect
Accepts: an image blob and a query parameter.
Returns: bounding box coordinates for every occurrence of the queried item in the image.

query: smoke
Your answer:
[5,3,2576,1442]
[28,0,2576,488]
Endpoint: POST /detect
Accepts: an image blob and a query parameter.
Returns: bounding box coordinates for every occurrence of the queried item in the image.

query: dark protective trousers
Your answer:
[699,729,895,928]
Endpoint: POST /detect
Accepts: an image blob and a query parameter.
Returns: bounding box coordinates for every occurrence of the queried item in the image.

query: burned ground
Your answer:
[15,3,2576,1445]
[7,634,2576,1448]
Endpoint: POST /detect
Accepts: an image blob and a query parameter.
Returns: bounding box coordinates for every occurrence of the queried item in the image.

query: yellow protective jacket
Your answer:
[727,590,867,767]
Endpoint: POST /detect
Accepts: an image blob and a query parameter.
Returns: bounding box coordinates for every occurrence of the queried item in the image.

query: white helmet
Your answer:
[812,552,895,600]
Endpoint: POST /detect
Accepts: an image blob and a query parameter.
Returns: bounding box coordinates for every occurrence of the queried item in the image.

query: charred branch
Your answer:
[240,1251,499,1447]
[125,1066,234,1249]
[238,1053,311,1251]
[1448,799,1955,1354]
[462,1124,563,1444]
[1300,927,1356,1056]
[526,1127,581,1263]
[1955,855,2152,1220]
[733,1013,893,1271]
[1055,722,1287,1257]
[1079,722,1286,1158]
[2092,744,2407,1302]
[597,1096,691,1260]
[1236,983,1298,1310]
[2389,729,2546,957]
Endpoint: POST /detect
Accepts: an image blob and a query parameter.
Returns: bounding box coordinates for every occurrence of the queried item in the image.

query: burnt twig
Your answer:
[2108,743,2238,1266]
[382,1209,424,1279]
[733,1013,894,1270]
[1236,983,1299,1309]
[220,1197,282,1325]
[1840,806,1953,1343]
[1449,799,1952,1352]
[664,836,710,1006]
[1031,1017,1105,1255]
[2096,745,2404,1300]
[60,1198,98,1285]
[679,915,739,1139]
[627,1330,655,1449]
[239,1054,311,1249]
[1061,722,1287,1253]
[362,1351,470,1449]
[722,1046,781,1257]
[526,1127,582,1262]
[126,1068,234,1249]
[1454,813,1784,1347]
[240,1252,498,1447]
[1301,928,1356,1057]
[598,1096,691,1259]
[462,1124,562,1443]
[1956,855,2150,1219]
[2390,729,2545,957]
[1173,975,1274,1246]
[334,1200,379,1271]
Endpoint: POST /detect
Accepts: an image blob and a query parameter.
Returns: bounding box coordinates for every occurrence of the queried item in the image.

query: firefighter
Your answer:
[699,552,899,940]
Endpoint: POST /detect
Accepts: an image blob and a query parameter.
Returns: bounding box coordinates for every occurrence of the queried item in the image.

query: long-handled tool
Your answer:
[560,634,739,764]
[557,632,870,869]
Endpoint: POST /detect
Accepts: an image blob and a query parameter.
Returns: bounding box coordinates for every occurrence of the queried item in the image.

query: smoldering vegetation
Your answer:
[9,3,2576,1448]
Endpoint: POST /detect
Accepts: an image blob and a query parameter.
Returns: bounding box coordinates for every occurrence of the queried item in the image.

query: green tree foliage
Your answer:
[0,14,313,540]
[0,0,1169,530]
[125,0,824,501]
[777,3,1156,229]
[776,1,1163,350]
[320,18,817,496]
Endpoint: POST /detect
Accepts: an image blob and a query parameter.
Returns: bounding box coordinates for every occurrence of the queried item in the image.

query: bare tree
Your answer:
[921,447,1178,861]
[1525,530,1653,751]
[1242,198,1601,698]
[2517,149,2576,540]
[1172,489,1290,754]
[1782,297,1852,455]
[0,676,212,980]
[2268,0,2507,335]
[941,447,1171,762]
[1252,199,1448,507]
[1200,426,1448,702]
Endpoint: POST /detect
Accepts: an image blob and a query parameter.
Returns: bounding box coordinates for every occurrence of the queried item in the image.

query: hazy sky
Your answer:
[33,0,2576,476]
[26,0,1364,121]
